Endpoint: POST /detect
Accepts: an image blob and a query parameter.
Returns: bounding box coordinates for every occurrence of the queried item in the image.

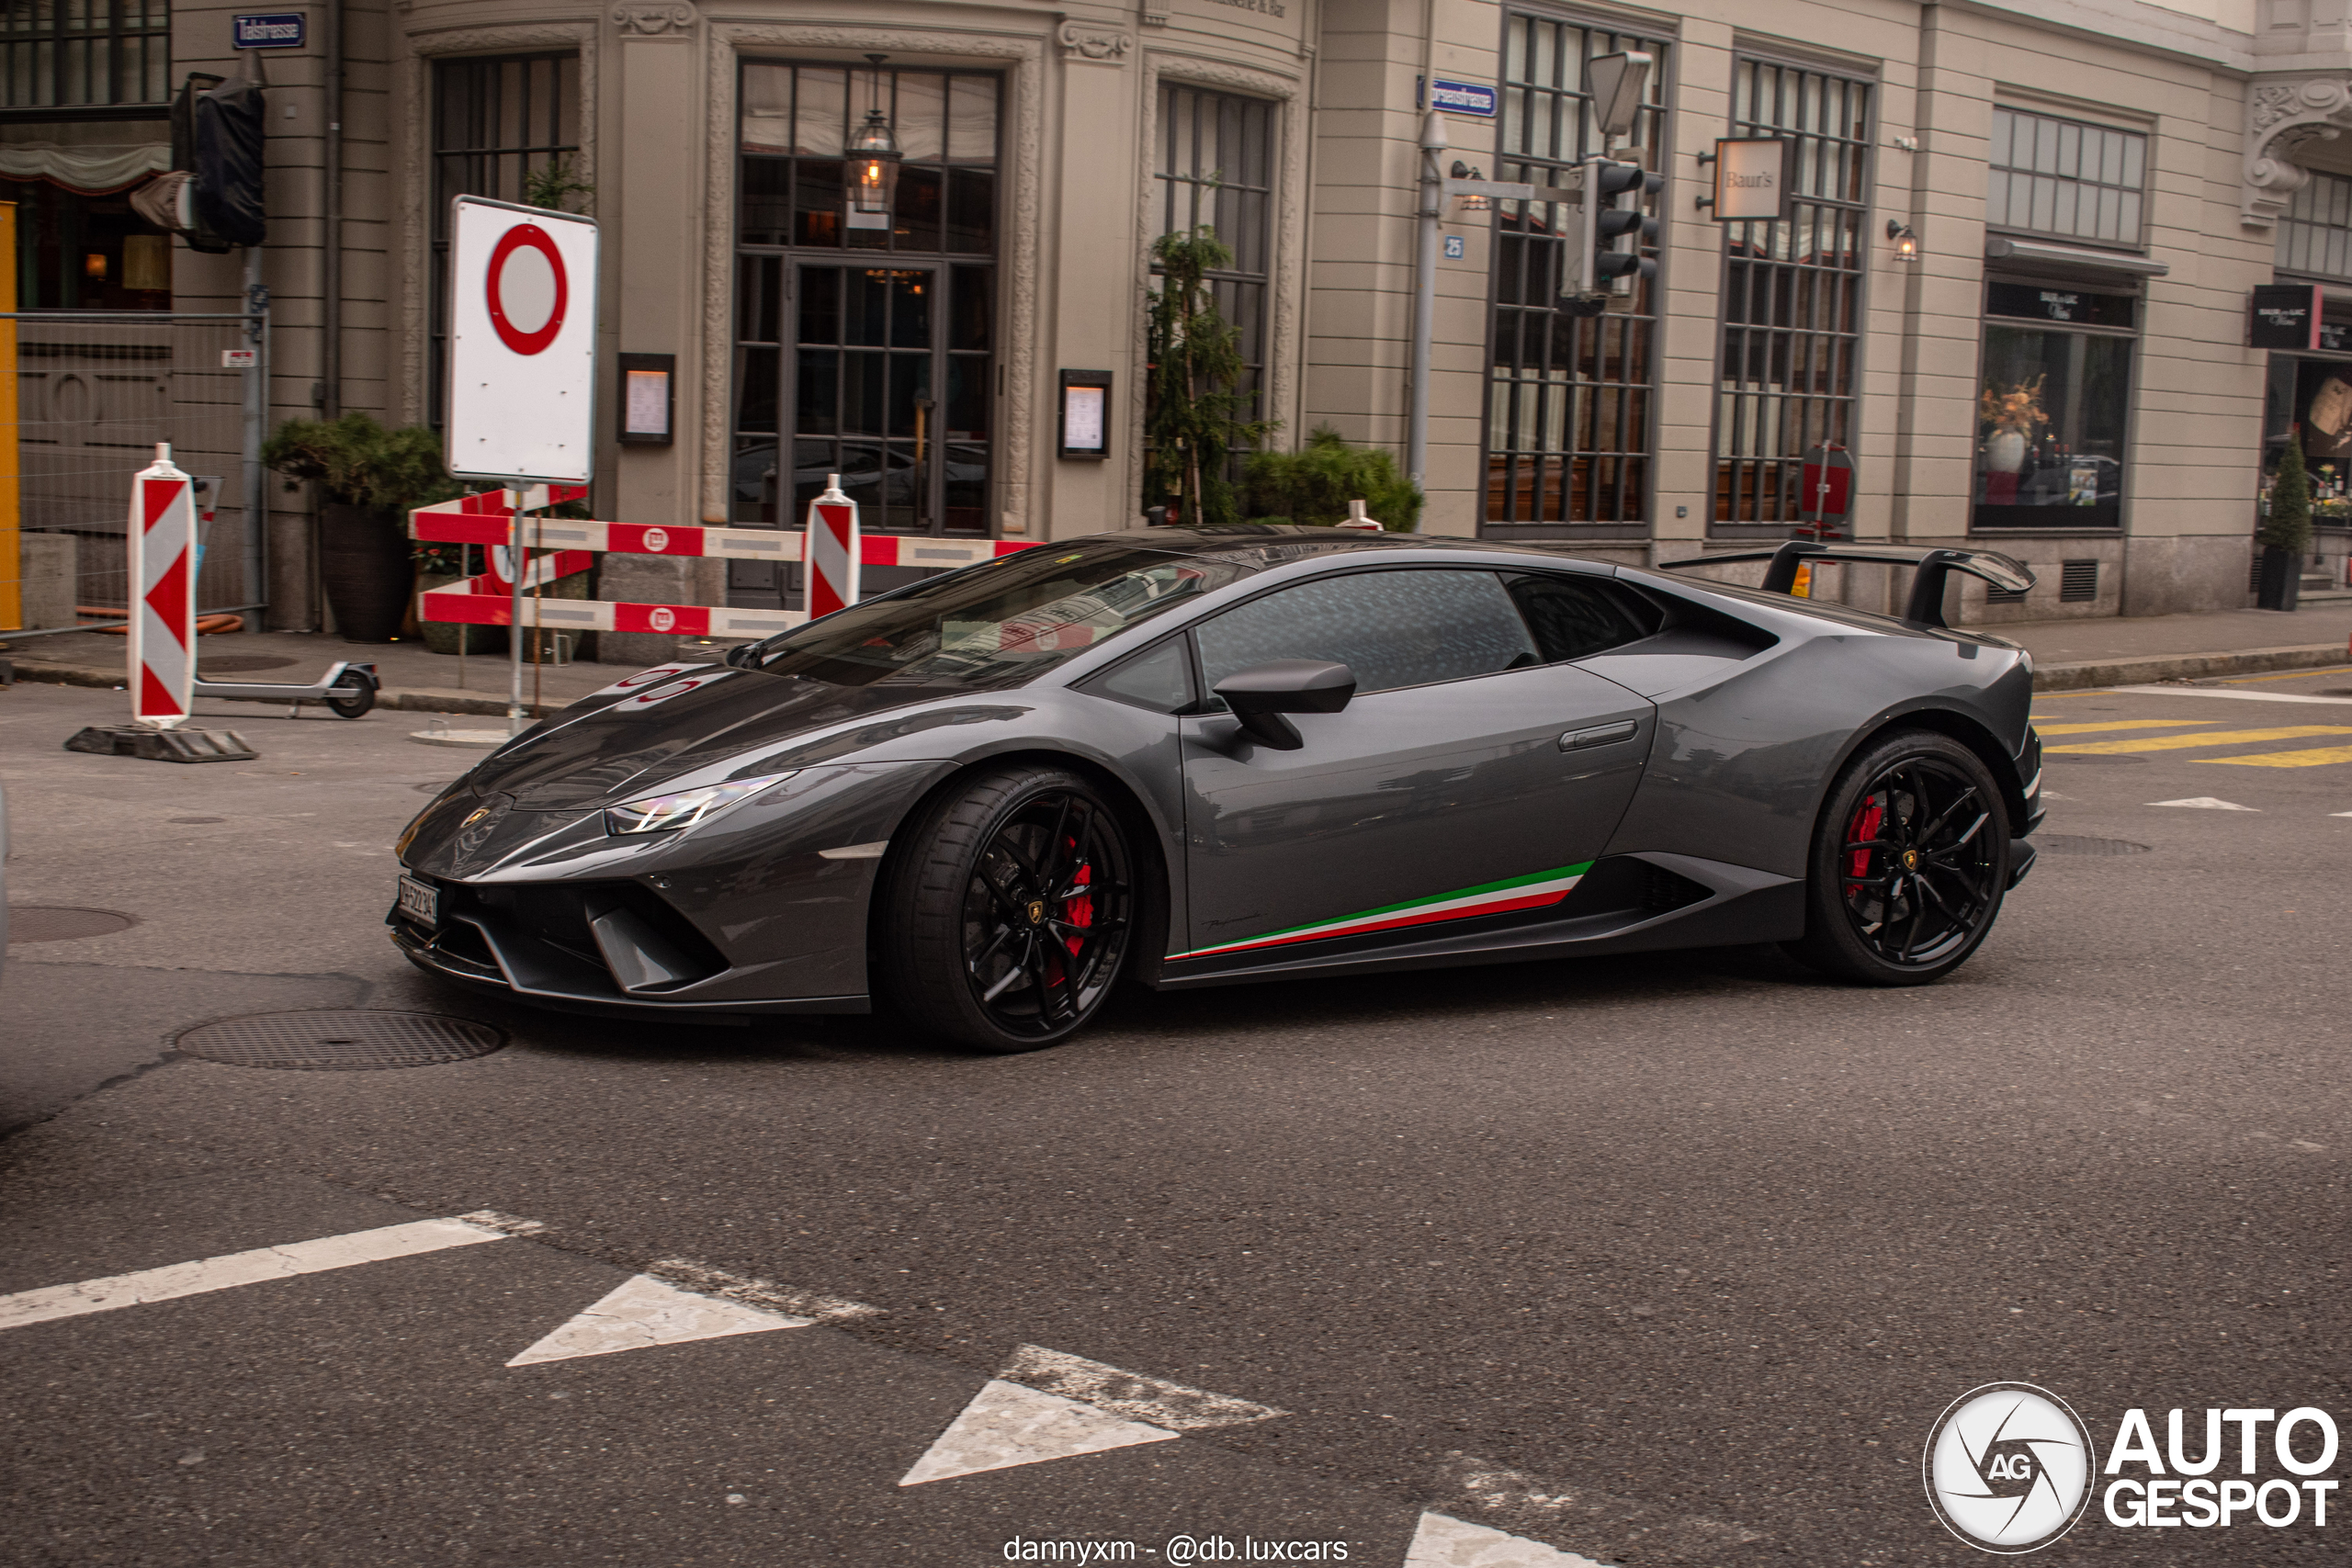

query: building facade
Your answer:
[20,0,2352,649]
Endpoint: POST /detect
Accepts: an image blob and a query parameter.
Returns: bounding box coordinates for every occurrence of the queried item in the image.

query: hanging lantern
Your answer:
[846,56,900,231]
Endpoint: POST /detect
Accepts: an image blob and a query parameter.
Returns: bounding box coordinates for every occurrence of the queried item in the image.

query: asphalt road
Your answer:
[5,671,2352,1566]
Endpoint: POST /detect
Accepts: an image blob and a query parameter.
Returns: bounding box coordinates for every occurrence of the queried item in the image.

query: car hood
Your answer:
[465,666,1006,810]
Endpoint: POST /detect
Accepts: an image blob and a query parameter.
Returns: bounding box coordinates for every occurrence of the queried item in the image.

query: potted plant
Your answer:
[2260,428,2312,612]
[1241,426,1423,531]
[1144,228,1275,527]
[261,413,459,642]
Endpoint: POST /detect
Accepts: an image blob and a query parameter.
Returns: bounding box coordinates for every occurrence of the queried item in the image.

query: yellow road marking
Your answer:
[2047,726,2352,755]
[2201,744,2352,768]
[2034,720,2217,736]
[2217,666,2352,686]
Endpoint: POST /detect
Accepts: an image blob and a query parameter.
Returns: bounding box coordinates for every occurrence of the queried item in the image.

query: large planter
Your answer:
[2256,545,2302,612]
[416,571,506,655]
[319,502,413,643]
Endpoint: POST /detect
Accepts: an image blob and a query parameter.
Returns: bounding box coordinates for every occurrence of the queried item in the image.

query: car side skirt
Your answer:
[1149,852,1803,991]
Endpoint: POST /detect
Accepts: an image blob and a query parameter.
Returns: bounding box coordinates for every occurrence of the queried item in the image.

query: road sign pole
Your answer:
[507,484,526,735]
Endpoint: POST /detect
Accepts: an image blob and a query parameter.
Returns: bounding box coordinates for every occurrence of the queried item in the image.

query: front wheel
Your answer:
[876,765,1136,1053]
[1784,730,2010,986]
[324,681,376,718]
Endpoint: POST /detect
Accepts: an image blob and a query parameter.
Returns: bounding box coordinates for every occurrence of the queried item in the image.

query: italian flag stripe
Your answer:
[1170,862,1593,962]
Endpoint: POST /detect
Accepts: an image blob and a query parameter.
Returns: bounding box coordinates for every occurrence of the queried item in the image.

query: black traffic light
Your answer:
[1587,158,1663,291]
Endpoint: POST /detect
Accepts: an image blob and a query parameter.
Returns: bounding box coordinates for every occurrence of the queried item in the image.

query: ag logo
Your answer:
[1925,1383,2096,1554]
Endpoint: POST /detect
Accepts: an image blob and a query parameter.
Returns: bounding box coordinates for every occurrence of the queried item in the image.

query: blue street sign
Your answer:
[1430,79,1497,117]
[232,12,306,48]
[1443,235,1466,259]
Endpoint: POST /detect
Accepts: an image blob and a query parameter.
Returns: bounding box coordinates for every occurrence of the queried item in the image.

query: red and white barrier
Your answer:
[129,444,198,728]
[411,487,1038,639]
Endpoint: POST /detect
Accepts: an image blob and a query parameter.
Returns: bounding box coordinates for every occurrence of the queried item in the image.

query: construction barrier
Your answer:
[411,482,1039,639]
[129,444,198,728]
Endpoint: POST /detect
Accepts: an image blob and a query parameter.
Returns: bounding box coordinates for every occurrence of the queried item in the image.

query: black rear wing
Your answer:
[1655,542,2035,629]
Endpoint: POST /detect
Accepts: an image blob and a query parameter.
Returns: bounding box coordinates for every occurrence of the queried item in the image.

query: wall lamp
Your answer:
[1887,219,1920,263]
[1451,161,1493,213]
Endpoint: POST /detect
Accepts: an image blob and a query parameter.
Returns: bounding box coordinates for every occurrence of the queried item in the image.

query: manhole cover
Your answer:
[172,1010,505,1071]
[2037,834,2152,856]
[197,655,298,673]
[170,816,225,825]
[7,906,137,942]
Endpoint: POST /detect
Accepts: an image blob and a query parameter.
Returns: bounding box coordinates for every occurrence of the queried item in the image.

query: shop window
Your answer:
[1152,85,1274,443]
[2278,169,2352,281]
[1987,107,2145,251]
[428,53,581,428]
[0,0,169,109]
[1711,56,1871,533]
[733,62,999,542]
[1484,12,1667,536]
[0,142,174,309]
[1972,284,2134,530]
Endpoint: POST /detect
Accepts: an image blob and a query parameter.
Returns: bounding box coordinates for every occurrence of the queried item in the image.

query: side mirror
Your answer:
[1212,660,1356,750]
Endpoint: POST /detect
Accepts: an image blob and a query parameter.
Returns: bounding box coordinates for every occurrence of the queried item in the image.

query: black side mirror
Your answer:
[1212,660,1356,750]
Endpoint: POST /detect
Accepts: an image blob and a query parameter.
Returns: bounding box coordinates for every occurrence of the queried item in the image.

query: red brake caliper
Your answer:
[1060,840,1093,959]
[1847,799,1883,891]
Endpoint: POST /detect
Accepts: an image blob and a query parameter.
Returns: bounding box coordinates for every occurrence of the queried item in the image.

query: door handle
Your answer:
[1558,720,1639,750]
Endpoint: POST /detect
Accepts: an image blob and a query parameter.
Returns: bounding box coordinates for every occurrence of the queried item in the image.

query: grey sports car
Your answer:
[390,528,2044,1053]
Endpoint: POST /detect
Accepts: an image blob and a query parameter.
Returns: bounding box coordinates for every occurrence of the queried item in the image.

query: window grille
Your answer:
[1482,11,1668,536]
[1712,57,1871,531]
[1152,85,1275,435]
[0,0,169,109]
[1987,107,2145,249]
[429,54,581,429]
[2278,169,2352,281]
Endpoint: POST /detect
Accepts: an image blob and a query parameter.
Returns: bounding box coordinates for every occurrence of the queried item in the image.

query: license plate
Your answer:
[396,874,440,930]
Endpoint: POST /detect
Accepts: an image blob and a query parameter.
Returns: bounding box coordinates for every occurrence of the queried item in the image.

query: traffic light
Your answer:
[1585,157,1662,296]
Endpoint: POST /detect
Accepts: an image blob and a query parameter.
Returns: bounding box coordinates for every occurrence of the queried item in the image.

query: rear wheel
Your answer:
[324,680,375,718]
[1785,730,2009,986]
[877,765,1135,1052]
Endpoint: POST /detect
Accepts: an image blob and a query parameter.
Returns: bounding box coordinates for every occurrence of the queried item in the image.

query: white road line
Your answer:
[2105,685,2352,706]
[1000,1343,1284,1431]
[899,1379,1178,1485]
[1404,1513,1615,1568]
[642,1258,879,1322]
[0,1212,537,1332]
[2147,797,2259,811]
[507,1273,811,1366]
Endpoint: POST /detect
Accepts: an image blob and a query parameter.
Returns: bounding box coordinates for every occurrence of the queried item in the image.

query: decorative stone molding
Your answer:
[1137,54,1307,482]
[2245,72,2352,227]
[705,25,1047,531]
[1059,23,1133,62]
[613,3,695,37]
[396,21,599,427]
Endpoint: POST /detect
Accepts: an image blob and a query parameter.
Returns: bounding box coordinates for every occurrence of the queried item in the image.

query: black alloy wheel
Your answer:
[879,765,1136,1052]
[1787,730,2010,986]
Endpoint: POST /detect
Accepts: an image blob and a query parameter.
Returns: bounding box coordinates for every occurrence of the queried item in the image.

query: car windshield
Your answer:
[739,542,1247,689]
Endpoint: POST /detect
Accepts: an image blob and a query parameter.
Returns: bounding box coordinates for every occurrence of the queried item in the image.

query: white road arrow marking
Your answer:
[1403,1512,1616,1567]
[899,1378,1178,1485]
[0,1212,537,1331]
[2146,797,2260,811]
[506,1273,812,1366]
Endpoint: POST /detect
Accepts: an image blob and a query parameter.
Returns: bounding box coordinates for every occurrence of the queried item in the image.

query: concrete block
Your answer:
[14,530,74,631]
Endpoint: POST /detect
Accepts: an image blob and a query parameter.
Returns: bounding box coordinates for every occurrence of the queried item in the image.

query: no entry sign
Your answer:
[446,196,598,484]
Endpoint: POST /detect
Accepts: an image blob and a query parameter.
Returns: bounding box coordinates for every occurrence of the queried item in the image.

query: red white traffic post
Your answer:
[129,443,198,728]
[806,475,860,616]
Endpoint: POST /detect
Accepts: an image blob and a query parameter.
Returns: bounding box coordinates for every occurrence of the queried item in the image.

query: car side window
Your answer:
[1194,570,1541,697]
[1502,573,1659,663]
[1078,634,1196,715]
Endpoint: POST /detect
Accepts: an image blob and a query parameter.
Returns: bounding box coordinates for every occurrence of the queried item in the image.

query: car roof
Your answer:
[1088,525,1610,570]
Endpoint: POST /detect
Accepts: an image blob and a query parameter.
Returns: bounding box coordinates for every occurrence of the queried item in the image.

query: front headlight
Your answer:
[605,772,797,835]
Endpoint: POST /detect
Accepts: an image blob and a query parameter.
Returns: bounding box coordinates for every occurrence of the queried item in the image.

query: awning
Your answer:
[1984,234,2169,277]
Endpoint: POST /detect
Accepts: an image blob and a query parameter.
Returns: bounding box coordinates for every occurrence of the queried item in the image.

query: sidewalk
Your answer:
[5,600,2350,712]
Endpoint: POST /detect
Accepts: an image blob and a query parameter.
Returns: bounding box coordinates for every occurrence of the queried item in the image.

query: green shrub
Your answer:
[1241,426,1422,532]
[2266,429,2314,555]
[261,412,461,512]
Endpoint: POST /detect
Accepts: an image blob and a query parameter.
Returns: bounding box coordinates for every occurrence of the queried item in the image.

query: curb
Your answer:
[2,660,576,717]
[2033,644,2350,692]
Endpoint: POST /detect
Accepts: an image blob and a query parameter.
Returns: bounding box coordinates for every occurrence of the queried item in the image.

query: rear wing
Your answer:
[1655,542,2035,629]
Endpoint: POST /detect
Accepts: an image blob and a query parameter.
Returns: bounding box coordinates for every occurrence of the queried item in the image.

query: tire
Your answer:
[876,764,1136,1053]
[1784,729,2010,986]
[324,681,376,719]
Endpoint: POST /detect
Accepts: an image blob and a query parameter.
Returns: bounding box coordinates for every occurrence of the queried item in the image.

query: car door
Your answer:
[1175,566,1656,965]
